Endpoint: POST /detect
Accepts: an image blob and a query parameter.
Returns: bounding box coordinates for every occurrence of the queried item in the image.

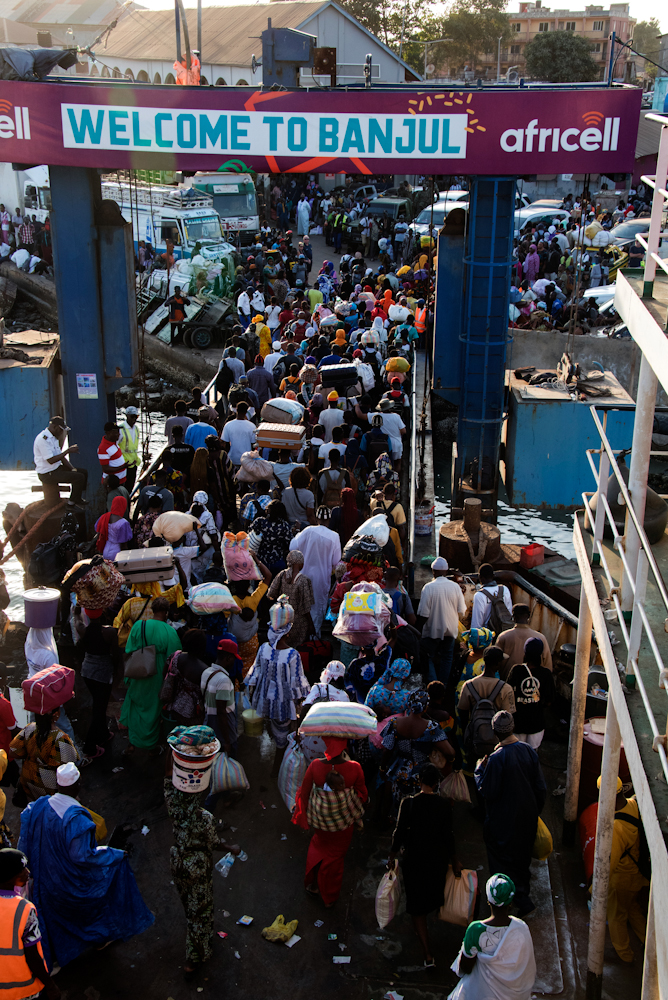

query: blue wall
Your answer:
[0,357,61,470]
[505,395,635,509]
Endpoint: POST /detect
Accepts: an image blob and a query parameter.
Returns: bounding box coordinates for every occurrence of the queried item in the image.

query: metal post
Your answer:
[49,167,114,522]
[640,883,658,1000]
[621,353,658,618]
[607,30,616,85]
[625,547,648,685]
[563,581,592,843]
[174,0,181,63]
[497,36,502,82]
[197,0,202,81]
[643,122,668,297]
[591,423,609,566]
[175,0,191,70]
[587,700,621,1000]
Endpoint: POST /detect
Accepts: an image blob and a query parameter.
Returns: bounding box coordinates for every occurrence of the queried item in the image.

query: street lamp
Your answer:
[497,35,503,82]
[407,37,452,79]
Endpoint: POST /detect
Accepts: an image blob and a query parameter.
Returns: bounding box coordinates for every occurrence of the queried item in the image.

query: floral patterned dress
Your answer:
[381,717,446,803]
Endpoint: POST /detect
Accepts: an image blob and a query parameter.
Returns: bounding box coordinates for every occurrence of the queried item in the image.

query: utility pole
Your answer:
[497,35,503,81]
[197,0,202,82]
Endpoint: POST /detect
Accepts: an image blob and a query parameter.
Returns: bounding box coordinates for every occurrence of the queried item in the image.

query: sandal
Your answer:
[423,958,436,969]
[80,746,105,767]
[121,745,136,756]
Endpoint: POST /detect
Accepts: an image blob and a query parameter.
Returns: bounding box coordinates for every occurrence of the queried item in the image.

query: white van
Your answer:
[100,181,232,260]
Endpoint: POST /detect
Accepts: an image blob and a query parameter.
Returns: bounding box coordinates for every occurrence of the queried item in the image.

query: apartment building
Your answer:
[480,2,635,80]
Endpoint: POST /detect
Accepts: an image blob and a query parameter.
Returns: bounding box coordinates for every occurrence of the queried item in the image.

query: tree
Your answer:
[631,19,662,79]
[524,30,598,83]
[440,0,510,75]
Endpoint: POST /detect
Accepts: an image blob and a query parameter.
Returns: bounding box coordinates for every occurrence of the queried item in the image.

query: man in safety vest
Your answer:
[414,298,427,347]
[118,405,140,494]
[333,209,347,253]
[0,848,59,999]
[598,774,650,963]
[165,286,191,346]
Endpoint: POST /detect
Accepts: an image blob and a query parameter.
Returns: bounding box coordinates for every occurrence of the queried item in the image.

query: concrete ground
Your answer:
[2,687,645,1000]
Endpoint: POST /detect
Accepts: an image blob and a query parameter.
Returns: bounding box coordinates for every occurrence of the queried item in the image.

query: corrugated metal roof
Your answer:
[102,2,329,64]
[0,0,137,26]
[636,110,663,159]
[0,14,65,40]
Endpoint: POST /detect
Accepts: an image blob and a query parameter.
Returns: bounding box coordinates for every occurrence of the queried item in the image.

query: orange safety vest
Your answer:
[414,305,427,334]
[0,896,45,1000]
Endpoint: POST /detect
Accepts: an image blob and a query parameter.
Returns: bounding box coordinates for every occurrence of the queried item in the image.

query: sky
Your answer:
[135,0,667,33]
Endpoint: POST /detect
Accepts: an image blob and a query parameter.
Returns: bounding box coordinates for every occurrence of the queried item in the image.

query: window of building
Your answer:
[124,68,134,81]
[236,78,249,85]
[153,72,161,84]
[566,21,576,30]
[215,77,227,85]
[165,73,175,84]
[510,44,521,54]
[592,20,604,30]
[137,70,149,82]
[538,22,549,31]
[511,22,521,32]
[591,42,601,52]
[112,66,122,78]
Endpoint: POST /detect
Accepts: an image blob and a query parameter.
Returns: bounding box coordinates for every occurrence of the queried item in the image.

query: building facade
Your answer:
[479,2,635,81]
[66,1,418,87]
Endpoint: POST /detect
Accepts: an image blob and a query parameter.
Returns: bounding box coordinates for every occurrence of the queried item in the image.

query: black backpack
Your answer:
[614,809,651,881]
[29,540,65,586]
[464,679,505,755]
[481,585,514,635]
[215,360,234,397]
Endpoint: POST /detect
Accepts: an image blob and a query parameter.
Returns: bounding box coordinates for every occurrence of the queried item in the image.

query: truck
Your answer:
[100,181,233,260]
[189,173,259,246]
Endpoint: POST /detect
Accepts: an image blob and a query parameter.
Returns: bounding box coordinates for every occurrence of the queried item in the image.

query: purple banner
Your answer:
[0,80,641,175]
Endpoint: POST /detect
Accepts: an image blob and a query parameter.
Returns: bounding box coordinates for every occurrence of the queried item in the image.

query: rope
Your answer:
[0,501,67,567]
[0,508,28,559]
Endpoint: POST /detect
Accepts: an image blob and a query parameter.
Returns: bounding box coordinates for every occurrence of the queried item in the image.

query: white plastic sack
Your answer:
[375,861,401,929]
[352,513,390,548]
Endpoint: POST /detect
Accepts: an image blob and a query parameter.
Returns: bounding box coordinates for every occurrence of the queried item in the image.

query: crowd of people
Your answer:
[510,185,651,335]
[0,177,650,999]
[0,203,52,275]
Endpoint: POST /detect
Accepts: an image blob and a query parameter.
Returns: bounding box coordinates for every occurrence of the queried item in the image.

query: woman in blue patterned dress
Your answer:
[380,690,455,804]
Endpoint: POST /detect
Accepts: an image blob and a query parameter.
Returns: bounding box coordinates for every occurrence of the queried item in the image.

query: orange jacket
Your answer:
[414,305,427,333]
[0,895,45,1000]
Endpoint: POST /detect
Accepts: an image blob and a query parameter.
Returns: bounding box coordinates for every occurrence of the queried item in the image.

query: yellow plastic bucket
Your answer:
[242,708,263,737]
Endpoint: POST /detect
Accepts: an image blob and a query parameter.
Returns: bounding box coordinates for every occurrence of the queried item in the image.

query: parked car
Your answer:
[345,197,412,251]
[410,202,448,236]
[608,218,652,250]
[330,183,379,204]
[438,190,533,210]
[515,206,571,234]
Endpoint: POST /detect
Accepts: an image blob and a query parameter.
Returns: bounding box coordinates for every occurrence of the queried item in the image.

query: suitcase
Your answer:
[115,546,175,582]
[261,401,294,425]
[319,363,359,390]
[256,422,306,451]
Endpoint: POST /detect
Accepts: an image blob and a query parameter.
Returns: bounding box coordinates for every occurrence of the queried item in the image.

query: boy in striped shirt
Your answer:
[98,422,127,484]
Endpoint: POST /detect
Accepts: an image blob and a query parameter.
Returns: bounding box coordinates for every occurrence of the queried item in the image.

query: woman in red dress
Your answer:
[292,737,368,907]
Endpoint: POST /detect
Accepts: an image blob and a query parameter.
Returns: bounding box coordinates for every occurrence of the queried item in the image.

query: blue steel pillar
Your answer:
[432,210,466,405]
[452,176,515,523]
[50,166,138,522]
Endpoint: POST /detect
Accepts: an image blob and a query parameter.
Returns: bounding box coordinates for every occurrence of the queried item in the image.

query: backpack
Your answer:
[228,384,250,409]
[614,809,651,881]
[464,679,505,755]
[380,499,400,528]
[481,585,514,635]
[215,360,234,397]
[29,539,64,586]
[322,469,344,508]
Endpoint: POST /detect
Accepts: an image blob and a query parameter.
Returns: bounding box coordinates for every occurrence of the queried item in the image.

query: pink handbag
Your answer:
[22,665,75,714]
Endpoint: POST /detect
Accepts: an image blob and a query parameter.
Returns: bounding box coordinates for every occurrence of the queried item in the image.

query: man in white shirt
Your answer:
[33,415,87,505]
[319,427,347,465]
[264,342,284,374]
[319,392,345,441]
[221,402,257,467]
[394,220,409,263]
[377,400,406,464]
[471,562,514,631]
[416,556,466,684]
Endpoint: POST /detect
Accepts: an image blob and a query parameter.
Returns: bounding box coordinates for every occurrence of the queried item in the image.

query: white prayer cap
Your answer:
[56,762,80,786]
[431,556,449,571]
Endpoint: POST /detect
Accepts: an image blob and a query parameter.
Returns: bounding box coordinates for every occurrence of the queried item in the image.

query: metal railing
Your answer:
[580,405,668,787]
[636,112,668,288]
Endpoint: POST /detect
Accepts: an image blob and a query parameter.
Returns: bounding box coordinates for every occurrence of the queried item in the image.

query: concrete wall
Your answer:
[505,328,668,407]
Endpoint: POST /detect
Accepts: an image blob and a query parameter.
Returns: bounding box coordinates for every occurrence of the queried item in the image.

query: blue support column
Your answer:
[50,167,115,519]
[452,176,515,522]
[432,212,466,405]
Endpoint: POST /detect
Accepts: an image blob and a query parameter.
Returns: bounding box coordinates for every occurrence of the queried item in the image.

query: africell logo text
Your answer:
[500,112,619,154]
[0,101,31,140]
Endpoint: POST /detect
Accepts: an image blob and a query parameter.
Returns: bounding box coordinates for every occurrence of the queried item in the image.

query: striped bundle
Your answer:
[299,701,377,738]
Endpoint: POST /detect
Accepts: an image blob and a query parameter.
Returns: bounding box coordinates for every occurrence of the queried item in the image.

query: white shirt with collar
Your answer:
[49,792,81,818]
[34,427,67,474]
